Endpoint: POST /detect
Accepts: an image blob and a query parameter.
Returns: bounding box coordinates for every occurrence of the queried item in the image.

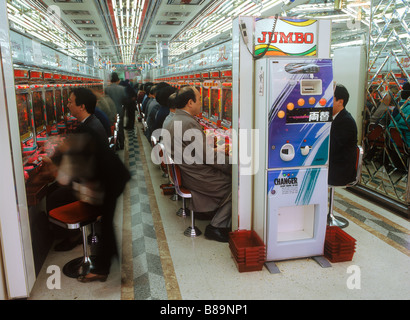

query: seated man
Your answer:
[164,86,232,242]
[328,84,358,186]
[388,82,410,146]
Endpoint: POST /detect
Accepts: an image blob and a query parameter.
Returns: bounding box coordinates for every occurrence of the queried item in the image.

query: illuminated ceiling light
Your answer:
[7,0,87,61]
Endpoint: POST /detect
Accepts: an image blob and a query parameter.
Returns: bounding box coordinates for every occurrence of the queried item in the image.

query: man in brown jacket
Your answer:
[164,86,232,242]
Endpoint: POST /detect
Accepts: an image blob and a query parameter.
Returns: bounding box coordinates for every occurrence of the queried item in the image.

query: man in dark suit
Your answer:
[328,84,358,186]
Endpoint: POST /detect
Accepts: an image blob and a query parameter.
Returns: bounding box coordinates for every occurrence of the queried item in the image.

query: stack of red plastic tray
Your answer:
[229,230,266,272]
[324,226,356,263]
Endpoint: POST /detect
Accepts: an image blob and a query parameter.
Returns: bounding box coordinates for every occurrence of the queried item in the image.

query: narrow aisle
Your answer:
[123,128,180,300]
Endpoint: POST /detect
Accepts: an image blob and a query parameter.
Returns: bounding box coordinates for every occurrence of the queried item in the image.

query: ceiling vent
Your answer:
[63,10,91,15]
[78,27,99,31]
[164,12,190,17]
[157,21,184,25]
[72,19,95,24]
[150,34,172,38]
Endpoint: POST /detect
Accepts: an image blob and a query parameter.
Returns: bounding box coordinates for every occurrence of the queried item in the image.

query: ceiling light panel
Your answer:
[7,0,87,62]
[167,0,203,5]
[62,10,90,15]
[112,0,146,65]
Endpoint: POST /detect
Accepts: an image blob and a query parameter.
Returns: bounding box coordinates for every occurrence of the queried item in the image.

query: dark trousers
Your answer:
[92,196,118,275]
[125,104,136,129]
[117,108,125,149]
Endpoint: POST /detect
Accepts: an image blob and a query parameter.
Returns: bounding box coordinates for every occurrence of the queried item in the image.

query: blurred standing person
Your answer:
[92,89,117,126]
[43,87,130,282]
[136,83,145,120]
[122,82,138,130]
[105,72,126,149]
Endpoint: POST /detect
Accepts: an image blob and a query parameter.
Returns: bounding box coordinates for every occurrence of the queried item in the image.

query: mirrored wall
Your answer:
[360,0,410,212]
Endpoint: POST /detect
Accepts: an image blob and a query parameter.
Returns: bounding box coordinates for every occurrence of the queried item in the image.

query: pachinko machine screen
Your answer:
[55,89,63,121]
[210,88,220,120]
[16,92,33,142]
[202,87,210,119]
[63,88,69,116]
[221,87,232,126]
[32,91,46,133]
[45,90,56,125]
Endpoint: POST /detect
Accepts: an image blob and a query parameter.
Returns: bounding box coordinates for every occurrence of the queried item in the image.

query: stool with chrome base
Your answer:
[165,154,188,217]
[49,201,101,278]
[166,154,201,237]
[327,145,364,228]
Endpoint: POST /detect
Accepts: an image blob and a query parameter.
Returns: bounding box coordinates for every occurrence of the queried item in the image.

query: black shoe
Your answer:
[204,224,229,243]
[54,236,82,252]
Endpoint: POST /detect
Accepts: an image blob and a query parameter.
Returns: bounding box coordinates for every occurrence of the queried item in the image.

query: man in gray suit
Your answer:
[164,86,232,242]
[105,72,126,149]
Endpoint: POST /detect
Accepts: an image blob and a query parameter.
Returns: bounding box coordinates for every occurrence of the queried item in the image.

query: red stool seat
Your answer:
[49,201,101,229]
[48,201,101,278]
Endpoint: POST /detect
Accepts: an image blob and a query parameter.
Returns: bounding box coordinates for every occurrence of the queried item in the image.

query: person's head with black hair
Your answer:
[149,85,157,96]
[144,82,153,93]
[401,82,410,100]
[70,87,97,114]
[68,87,97,121]
[145,84,153,96]
[333,83,350,117]
[110,72,120,83]
[175,86,201,116]
[152,82,170,97]
[168,92,177,111]
[334,84,350,107]
[156,85,177,107]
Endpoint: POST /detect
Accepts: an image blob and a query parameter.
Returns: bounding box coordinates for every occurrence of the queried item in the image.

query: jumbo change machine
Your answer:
[255,58,333,263]
[235,16,334,269]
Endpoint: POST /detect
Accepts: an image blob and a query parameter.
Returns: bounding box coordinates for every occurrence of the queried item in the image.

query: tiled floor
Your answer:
[126,129,168,300]
[28,123,410,300]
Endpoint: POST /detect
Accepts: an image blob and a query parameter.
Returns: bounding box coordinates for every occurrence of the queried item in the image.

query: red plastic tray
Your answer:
[229,230,266,272]
[324,226,357,263]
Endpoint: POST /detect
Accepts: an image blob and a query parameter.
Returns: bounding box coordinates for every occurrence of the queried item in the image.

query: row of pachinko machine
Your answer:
[155,69,233,145]
[14,67,103,185]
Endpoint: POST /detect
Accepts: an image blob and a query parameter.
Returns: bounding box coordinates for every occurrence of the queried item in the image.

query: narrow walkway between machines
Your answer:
[121,128,181,300]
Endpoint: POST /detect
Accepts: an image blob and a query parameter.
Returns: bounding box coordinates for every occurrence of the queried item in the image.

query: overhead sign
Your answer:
[255,17,318,57]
